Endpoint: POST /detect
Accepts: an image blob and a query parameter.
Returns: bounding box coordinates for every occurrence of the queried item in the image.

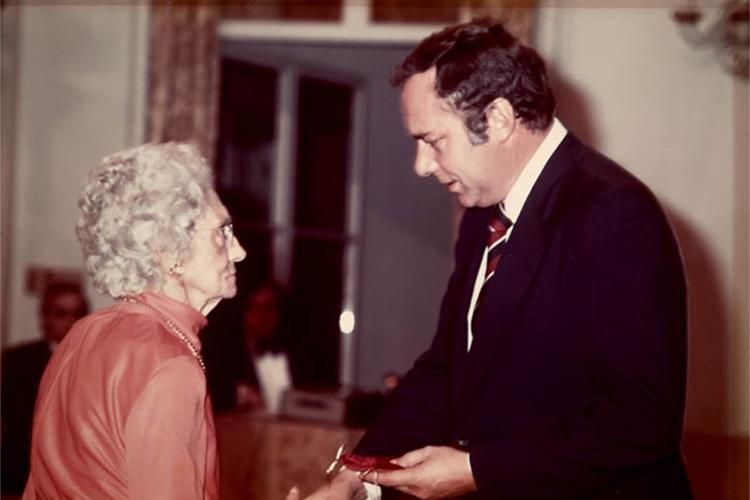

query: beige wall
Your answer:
[538,3,747,436]
[3,5,148,345]
[733,75,749,434]
[1,6,20,344]
[537,6,748,498]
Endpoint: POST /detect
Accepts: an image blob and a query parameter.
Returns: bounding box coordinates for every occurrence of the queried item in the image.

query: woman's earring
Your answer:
[169,261,184,277]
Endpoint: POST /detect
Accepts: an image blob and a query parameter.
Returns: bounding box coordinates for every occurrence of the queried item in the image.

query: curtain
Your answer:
[147,4,220,164]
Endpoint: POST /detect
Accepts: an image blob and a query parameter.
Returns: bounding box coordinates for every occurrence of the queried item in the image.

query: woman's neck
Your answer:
[159,279,216,316]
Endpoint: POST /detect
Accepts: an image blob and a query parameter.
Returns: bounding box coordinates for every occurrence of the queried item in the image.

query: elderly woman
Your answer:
[22,143,246,499]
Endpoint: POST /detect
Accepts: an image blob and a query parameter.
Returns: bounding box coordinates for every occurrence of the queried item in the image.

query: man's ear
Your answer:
[485,97,516,143]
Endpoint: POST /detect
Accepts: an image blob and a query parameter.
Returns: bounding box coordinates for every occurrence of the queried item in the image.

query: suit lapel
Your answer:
[454,133,582,411]
[459,209,547,401]
[450,208,489,391]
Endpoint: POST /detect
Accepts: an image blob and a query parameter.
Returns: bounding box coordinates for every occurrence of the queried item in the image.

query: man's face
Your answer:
[400,67,511,208]
[42,292,87,343]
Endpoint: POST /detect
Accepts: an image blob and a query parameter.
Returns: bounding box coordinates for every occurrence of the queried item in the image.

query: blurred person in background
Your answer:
[203,280,295,415]
[1,282,89,495]
[21,142,245,499]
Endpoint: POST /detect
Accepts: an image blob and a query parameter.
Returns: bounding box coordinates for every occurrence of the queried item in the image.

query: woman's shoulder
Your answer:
[72,304,202,377]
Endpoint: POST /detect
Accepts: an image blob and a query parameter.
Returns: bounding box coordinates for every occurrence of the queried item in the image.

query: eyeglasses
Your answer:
[219,221,234,243]
[195,220,234,244]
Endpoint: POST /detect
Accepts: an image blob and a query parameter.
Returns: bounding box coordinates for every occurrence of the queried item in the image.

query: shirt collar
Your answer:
[501,117,567,222]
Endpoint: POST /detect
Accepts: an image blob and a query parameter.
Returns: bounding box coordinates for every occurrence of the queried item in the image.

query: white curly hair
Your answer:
[76,142,213,298]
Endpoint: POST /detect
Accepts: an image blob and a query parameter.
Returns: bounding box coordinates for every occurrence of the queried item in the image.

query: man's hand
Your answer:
[235,382,263,410]
[368,446,477,499]
[286,468,367,500]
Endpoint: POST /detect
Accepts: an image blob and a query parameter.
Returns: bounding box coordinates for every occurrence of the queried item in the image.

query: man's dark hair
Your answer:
[391,17,555,142]
[40,281,89,317]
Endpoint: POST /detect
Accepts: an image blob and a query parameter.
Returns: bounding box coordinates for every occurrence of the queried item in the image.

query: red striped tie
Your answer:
[484,207,512,281]
[472,206,512,333]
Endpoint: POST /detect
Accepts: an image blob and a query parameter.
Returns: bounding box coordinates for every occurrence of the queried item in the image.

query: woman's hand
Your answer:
[286,468,366,500]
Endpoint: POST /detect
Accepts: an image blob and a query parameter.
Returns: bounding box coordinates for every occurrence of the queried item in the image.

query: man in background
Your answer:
[297,17,690,500]
[203,280,295,415]
[1,282,89,494]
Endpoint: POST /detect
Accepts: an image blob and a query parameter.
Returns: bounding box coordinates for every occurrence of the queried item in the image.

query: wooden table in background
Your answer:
[215,412,365,500]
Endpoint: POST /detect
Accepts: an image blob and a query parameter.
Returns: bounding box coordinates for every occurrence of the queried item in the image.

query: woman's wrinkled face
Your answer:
[179,191,246,311]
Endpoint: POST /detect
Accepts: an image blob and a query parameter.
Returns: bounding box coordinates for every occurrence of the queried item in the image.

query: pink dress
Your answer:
[22,292,219,499]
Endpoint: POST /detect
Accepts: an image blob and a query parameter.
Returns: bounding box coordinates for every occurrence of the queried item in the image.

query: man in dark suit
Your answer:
[203,280,299,414]
[295,18,690,500]
[1,282,89,494]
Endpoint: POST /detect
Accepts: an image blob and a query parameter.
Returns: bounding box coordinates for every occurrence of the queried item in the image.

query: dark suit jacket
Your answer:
[1,339,53,493]
[356,134,691,499]
[201,308,305,413]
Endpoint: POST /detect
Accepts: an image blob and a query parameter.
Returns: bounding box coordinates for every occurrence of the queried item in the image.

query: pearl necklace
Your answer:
[122,296,206,372]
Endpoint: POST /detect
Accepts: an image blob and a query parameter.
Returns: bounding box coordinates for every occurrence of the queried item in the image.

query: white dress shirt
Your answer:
[466,118,567,350]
